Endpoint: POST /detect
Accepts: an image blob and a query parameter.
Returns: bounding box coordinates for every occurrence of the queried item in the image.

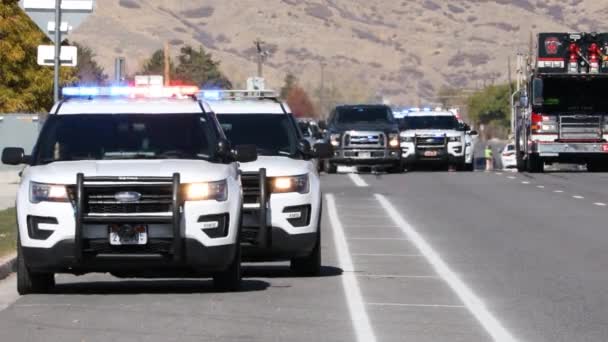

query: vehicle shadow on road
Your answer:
[50,279,270,295]
[243,265,343,279]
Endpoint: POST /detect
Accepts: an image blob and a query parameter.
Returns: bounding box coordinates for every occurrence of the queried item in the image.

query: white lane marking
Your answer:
[326,194,377,342]
[353,253,422,257]
[521,181,530,184]
[496,172,503,175]
[594,202,606,207]
[367,302,466,308]
[348,237,409,241]
[0,275,19,312]
[375,194,519,342]
[348,173,369,187]
[508,176,516,180]
[357,274,438,279]
[537,185,545,189]
[573,195,584,199]
[554,190,564,193]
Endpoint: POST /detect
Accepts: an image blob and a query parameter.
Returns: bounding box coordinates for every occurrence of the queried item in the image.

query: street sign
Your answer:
[37,45,78,67]
[19,0,95,42]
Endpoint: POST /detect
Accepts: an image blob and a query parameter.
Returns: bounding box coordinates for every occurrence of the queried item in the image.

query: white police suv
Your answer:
[203,90,332,276]
[1,86,257,294]
[399,110,470,171]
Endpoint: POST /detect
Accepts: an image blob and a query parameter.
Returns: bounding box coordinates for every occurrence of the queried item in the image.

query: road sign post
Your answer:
[53,0,61,102]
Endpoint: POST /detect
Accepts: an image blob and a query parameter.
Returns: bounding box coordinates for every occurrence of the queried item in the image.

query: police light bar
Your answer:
[62,86,200,98]
[199,89,279,101]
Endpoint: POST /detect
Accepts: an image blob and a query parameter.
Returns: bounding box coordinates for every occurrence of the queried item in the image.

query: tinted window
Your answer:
[35,114,216,164]
[541,78,608,112]
[400,116,459,130]
[218,114,299,157]
[336,107,393,124]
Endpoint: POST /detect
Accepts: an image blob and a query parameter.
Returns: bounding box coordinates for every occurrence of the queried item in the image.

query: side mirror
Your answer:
[298,139,312,155]
[318,120,327,130]
[2,147,28,165]
[312,143,333,159]
[233,145,257,163]
[519,95,528,107]
[469,130,479,136]
[216,139,231,156]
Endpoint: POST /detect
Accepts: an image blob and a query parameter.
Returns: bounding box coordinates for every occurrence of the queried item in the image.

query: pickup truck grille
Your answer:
[415,136,447,148]
[344,132,386,148]
[559,115,602,140]
[84,186,173,214]
[241,172,266,205]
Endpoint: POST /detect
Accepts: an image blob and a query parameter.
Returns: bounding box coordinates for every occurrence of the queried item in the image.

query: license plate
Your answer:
[109,224,148,245]
[424,151,438,157]
[359,152,371,158]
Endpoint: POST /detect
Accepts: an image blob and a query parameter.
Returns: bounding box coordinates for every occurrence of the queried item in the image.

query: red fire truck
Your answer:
[515,32,608,172]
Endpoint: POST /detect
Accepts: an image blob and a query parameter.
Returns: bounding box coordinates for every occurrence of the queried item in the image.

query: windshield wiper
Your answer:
[103,151,157,160]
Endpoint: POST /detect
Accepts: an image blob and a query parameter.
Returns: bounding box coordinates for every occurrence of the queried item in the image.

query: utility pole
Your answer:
[53,0,62,103]
[319,62,326,116]
[254,38,268,77]
[164,42,170,86]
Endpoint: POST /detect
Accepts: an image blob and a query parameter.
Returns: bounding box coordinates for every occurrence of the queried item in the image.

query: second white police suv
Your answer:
[203,90,332,276]
[2,86,258,294]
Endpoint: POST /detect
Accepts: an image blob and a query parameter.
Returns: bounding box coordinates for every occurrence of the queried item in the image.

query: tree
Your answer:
[69,41,108,85]
[280,73,297,99]
[0,0,76,112]
[466,83,511,126]
[174,45,231,89]
[287,86,316,118]
[140,49,175,76]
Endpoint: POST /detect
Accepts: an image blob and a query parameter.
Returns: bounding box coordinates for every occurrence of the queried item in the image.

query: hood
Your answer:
[24,160,233,184]
[400,129,463,138]
[331,122,399,133]
[238,156,313,177]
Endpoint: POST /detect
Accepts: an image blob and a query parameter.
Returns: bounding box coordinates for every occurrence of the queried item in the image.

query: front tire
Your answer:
[213,245,242,292]
[464,162,474,172]
[527,154,544,173]
[291,226,321,277]
[587,161,608,172]
[325,160,337,174]
[17,242,54,295]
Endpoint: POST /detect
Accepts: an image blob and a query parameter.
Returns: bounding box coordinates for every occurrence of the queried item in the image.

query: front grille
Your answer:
[241,172,265,205]
[84,186,173,214]
[415,136,447,148]
[559,115,602,140]
[344,132,386,148]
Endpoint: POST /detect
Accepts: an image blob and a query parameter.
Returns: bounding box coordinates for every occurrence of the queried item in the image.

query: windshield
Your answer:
[34,114,216,164]
[400,116,460,130]
[217,114,299,157]
[540,78,608,113]
[336,107,393,124]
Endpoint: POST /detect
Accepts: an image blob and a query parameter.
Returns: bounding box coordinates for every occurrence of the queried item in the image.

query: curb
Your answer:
[0,254,17,281]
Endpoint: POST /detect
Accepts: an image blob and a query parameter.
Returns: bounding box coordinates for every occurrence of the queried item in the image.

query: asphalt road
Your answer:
[0,170,607,341]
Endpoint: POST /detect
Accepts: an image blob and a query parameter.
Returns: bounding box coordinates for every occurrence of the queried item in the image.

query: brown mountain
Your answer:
[70,0,608,106]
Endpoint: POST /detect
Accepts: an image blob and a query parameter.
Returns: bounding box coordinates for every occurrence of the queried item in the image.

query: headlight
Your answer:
[183,180,227,202]
[448,136,462,142]
[400,136,414,143]
[388,133,400,148]
[30,182,69,204]
[330,134,341,147]
[271,175,309,194]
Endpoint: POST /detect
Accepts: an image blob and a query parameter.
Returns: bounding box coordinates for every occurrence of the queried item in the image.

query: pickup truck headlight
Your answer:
[30,182,69,204]
[271,175,309,194]
[330,134,341,147]
[388,133,400,147]
[400,136,414,143]
[448,136,462,142]
[184,180,228,202]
